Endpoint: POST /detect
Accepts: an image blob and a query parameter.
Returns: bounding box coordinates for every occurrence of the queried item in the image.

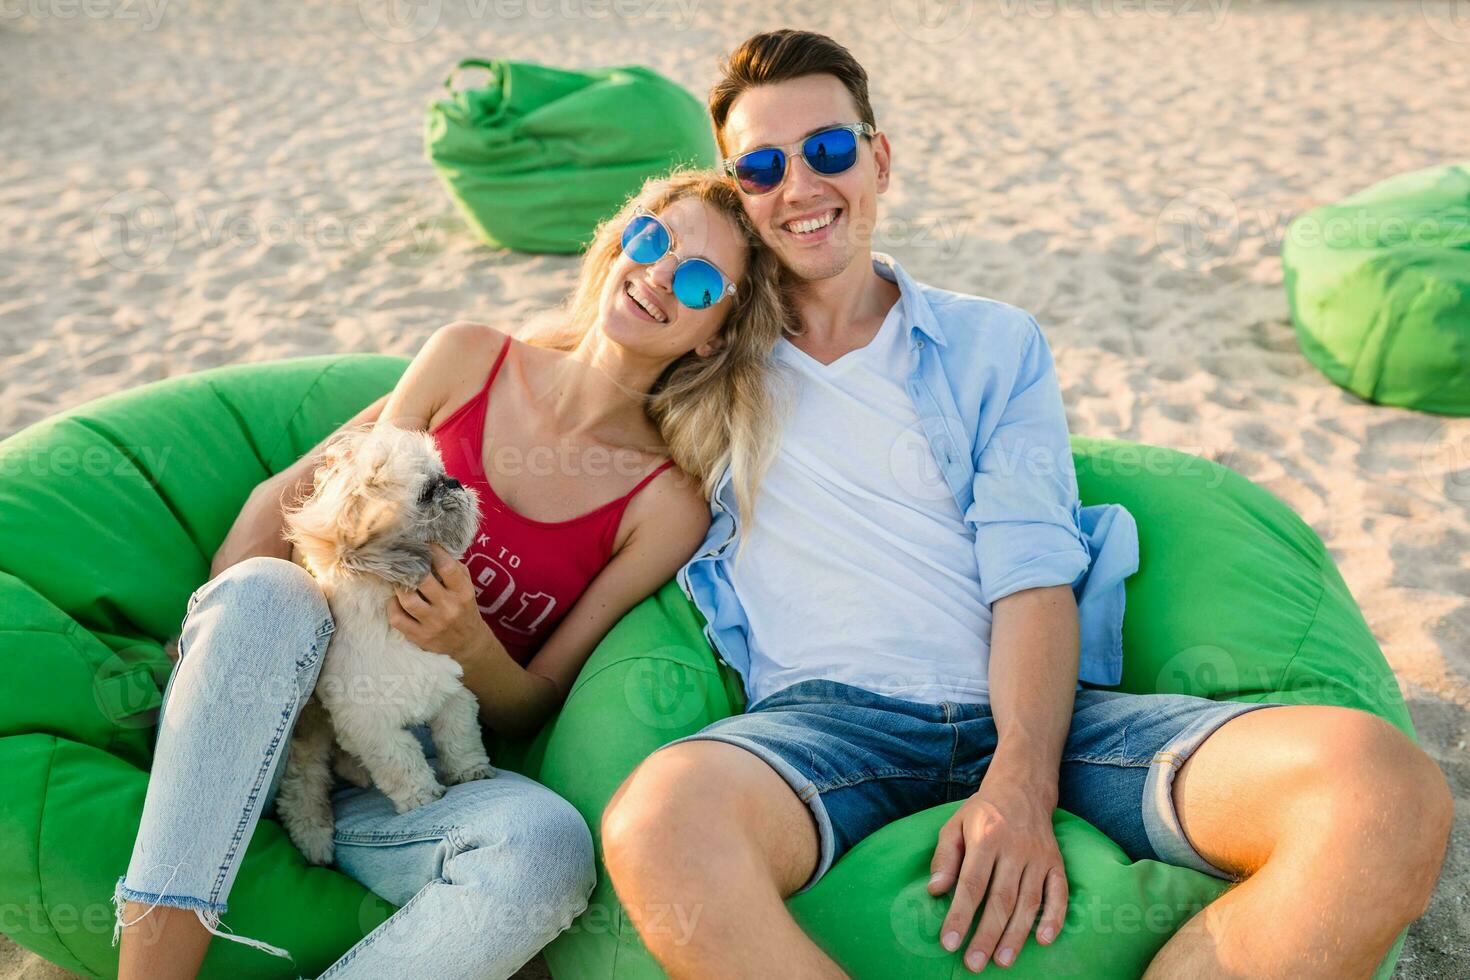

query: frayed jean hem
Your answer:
[112,875,292,961]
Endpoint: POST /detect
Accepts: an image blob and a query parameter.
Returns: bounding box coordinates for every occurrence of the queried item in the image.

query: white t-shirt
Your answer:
[730,302,993,705]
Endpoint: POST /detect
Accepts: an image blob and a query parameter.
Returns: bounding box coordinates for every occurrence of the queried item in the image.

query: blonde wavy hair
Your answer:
[526,169,792,530]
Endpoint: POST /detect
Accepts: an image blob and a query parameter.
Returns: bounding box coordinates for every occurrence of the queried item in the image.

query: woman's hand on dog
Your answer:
[387,543,490,661]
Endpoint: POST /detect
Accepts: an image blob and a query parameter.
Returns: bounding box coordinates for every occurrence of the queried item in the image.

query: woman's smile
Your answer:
[623,278,671,324]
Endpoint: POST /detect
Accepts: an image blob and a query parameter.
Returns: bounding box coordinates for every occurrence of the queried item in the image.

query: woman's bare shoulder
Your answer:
[385,321,509,430]
[427,320,510,363]
[623,462,711,542]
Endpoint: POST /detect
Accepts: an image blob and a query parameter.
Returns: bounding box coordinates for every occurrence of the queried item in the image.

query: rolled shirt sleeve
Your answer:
[965,319,1091,606]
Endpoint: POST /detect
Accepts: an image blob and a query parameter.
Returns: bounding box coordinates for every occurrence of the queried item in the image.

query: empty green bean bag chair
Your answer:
[425,59,718,254]
[0,356,1410,978]
[1282,161,1470,415]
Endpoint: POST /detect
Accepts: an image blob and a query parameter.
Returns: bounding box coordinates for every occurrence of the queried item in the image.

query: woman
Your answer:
[113,170,789,980]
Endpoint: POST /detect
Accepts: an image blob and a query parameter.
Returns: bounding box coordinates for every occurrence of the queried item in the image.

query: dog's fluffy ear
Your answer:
[284,494,337,576]
[286,489,401,577]
[286,424,397,576]
[344,494,399,549]
[328,491,432,586]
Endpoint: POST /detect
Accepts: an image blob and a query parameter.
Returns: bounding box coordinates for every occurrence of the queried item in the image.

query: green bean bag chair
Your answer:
[0,356,1410,979]
[1282,161,1470,415]
[425,59,718,254]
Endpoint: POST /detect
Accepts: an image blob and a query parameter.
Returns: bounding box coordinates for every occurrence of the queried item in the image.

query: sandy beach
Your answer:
[2,0,1467,975]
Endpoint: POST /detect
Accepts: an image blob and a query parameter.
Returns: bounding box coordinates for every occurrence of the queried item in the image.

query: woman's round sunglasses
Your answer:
[721,122,876,196]
[619,208,737,312]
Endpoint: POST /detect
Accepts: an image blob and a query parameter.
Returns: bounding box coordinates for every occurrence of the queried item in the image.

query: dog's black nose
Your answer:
[441,477,462,492]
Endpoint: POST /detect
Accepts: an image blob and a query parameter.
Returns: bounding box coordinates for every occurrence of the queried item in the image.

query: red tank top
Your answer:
[429,340,675,666]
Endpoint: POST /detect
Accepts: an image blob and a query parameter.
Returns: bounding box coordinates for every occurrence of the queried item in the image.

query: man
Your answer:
[600,30,1452,978]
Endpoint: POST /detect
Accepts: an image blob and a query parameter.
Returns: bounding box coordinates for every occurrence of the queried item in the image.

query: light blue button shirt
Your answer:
[677,253,1139,698]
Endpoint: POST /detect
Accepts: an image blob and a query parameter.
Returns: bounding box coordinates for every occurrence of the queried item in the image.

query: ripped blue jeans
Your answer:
[114,557,596,978]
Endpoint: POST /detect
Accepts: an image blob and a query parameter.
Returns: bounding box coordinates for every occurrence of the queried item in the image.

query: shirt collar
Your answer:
[872,251,949,349]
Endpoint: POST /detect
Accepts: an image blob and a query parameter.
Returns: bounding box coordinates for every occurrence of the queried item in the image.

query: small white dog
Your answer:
[275,422,493,865]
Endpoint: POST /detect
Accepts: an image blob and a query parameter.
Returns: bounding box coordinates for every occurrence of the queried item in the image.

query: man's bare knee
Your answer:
[1179,705,1451,916]
[603,740,817,899]
[1316,711,1452,914]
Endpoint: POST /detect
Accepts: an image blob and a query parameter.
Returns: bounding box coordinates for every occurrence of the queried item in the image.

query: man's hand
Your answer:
[927,774,1068,971]
[387,543,490,661]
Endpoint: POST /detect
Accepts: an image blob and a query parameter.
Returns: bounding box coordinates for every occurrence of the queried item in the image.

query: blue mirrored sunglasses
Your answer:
[721,122,875,196]
[619,209,737,311]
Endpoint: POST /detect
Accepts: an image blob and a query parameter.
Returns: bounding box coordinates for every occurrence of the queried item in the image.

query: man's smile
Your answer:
[780,207,843,243]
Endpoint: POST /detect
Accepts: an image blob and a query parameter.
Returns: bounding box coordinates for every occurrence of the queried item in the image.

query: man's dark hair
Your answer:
[709,30,875,155]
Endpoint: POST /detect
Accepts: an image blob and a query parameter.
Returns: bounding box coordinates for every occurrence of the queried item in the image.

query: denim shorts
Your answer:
[666,679,1284,893]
